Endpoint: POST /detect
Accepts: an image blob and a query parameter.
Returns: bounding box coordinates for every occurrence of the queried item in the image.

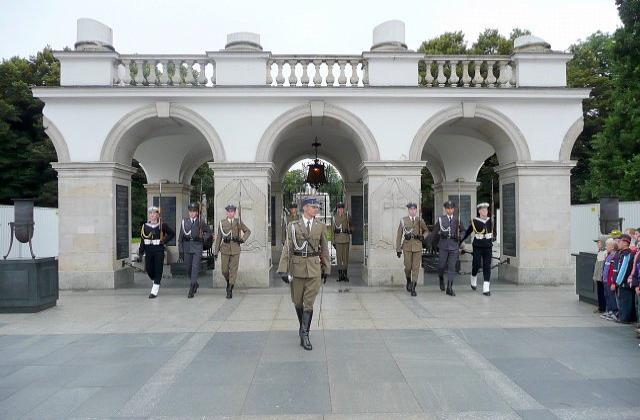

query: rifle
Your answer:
[159,179,164,242]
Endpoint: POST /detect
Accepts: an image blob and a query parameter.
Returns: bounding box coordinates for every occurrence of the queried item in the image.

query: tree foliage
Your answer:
[0,47,59,207]
[580,0,640,201]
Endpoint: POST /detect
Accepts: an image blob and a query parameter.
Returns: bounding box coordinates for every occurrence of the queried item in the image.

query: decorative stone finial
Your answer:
[371,20,407,51]
[225,32,263,51]
[513,35,551,53]
[75,18,114,51]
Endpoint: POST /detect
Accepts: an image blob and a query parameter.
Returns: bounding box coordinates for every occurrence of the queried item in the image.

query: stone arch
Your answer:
[100,103,226,164]
[255,103,380,162]
[408,104,531,163]
[558,117,585,161]
[42,116,71,162]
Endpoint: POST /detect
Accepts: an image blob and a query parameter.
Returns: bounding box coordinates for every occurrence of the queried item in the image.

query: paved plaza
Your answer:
[1,274,639,419]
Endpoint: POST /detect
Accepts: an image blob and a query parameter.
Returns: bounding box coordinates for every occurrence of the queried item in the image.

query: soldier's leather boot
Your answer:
[229,284,234,299]
[439,275,445,292]
[194,281,199,294]
[225,280,230,299]
[406,275,411,292]
[344,270,349,283]
[410,281,417,297]
[446,280,456,296]
[295,306,304,346]
[337,270,342,282]
[301,310,313,350]
[187,283,195,299]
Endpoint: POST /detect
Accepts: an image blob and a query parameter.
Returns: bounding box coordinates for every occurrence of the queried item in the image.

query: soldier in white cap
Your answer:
[461,202,494,296]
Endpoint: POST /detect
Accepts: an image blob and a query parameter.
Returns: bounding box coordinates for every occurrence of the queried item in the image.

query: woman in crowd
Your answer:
[601,237,618,320]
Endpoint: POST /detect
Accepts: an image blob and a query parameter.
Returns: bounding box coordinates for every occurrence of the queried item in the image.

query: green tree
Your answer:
[0,47,60,207]
[582,0,640,201]
[282,168,305,195]
[418,31,467,54]
[566,31,614,203]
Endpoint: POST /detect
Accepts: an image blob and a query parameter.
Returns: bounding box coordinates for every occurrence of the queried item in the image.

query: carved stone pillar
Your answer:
[360,161,425,286]
[210,162,273,288]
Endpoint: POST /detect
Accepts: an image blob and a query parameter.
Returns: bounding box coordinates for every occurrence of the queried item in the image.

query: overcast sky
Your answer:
[0,0,621,59]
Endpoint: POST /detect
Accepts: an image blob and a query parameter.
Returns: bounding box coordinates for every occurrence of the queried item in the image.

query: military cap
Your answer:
[443,200,456,209]
[289,203,298,209]
[406,202,418,209]
[187,202,200,211]
[225,204,237,211]
[336,202,345,209]
[302,197,319,207]
[477,202,490,209]
[147,206,160,214]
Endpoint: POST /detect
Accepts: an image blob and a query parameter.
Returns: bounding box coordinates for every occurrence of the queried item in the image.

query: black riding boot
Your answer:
[406,275,411,292]
[295,306,304,346]
[194,281,199,294]
[439,275,445,292]
[411,281,417,297]
[344,269,349,282]
[446,280,456,296]
[187,283,195,298]
[228,284,234,299]
[339,270,344,282]
[301,310,313,350]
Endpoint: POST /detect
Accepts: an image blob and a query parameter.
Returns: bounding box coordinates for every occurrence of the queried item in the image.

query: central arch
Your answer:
[256,103,380,162]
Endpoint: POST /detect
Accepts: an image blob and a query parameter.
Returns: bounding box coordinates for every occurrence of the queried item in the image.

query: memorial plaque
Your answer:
[152,196,177,246]
[448,194,471,242]
[116,185,129,260]
[350,195,363,245]
[502,183,516,257]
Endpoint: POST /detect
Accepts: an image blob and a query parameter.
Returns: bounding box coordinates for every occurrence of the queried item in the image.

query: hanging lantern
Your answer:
[304,137,328,187]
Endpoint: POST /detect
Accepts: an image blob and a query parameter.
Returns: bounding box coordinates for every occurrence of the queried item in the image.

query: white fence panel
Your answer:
[0,205,59,258]
[571,201,640,254]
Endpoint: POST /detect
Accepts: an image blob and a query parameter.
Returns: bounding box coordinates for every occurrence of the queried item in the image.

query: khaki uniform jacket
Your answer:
[396,216,428,253]
[278,218,331,278]
[287,214,300,224]
[333,213,352,244]
[214,218,251,256]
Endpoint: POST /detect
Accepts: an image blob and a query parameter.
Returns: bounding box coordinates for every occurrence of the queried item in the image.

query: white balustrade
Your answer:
[418,56,515,88]
[267,55,367,87]
[113,55,215,86]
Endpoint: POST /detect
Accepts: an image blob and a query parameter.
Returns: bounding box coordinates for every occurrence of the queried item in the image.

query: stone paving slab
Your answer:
[0,284,638,419]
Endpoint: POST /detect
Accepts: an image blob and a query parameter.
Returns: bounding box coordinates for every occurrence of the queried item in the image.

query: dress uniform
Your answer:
[333,203,352,282]
[178,202,212,299]
[396,202,428,296]
[278,197,330,351]
[287,203,300,224]
[460,202,494,296]
[138,206,175,299]
[433,201,464,296]
[214,204,251,299]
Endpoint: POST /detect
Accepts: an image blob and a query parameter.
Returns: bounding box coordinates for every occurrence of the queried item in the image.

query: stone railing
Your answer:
[419,56,515,88]
[113,55,215,86]
[267,55,367,87]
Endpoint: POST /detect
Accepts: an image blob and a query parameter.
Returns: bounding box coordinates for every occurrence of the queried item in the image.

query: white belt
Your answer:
[474,233,492,240]
[144,239,161,245]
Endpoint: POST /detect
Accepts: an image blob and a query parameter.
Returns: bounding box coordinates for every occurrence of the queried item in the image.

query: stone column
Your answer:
[52,162,137,289]
[495,161,574,284]
[360,161,425,286]
[343,182,364,262]
[210,162,273,288]
[432,180,479,225]
[144,182,192,263]
[272,181,284,254]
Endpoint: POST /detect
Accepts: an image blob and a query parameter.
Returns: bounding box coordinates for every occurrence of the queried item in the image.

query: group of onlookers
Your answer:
[593,228,640,340]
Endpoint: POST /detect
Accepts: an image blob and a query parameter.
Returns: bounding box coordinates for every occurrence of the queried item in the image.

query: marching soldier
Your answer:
[137,206,175,299]
[460,202,494,296]
[333,202,352,282]
[214,204,251,299]
[396,202,428,296]
[287,203,300,224]
[433,201,465,296]
[178,202,212,299]
[278,197,330,351]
